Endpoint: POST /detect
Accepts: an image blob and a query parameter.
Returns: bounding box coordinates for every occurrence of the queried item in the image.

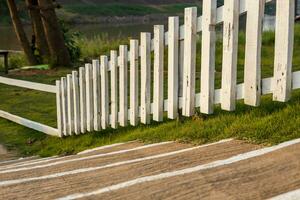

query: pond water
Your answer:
[0,14,276,51]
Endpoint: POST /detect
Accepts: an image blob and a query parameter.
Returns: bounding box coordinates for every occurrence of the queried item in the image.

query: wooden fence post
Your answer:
[130,40,139,126]
[85,63,94,132]
[67,74,74,135]
[79,67,87,134]
[221,0,239,111]
[56,80,63,137]
[244,0,265,107]
[200,0,217,114]
[273,0,295,102]
[168,16,179,119]
[182,7,197,116]
[101,56,109,129]
[110,50,118,129]
[153,25,164,122]
[72,71,80,135]
[141,32,151,124]
[119,45,128,127]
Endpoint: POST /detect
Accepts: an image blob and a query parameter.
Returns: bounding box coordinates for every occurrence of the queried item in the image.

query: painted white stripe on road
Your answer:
[0,139,233,187]
[57,138,300,200]
[0,156,37,166]
[77,143,126,155]
[0,142,172,174]
[0,142,129,171]
[269,189,300,200]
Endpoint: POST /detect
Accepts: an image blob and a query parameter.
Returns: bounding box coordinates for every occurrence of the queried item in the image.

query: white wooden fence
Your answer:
[0,0,299,137]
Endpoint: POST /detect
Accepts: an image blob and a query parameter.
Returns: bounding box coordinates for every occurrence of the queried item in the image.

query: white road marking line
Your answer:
[0,142,129,171]
[0,139,233,187]
[56,138,300,200]
[0,156,37,165]
[269,189,300,200]
[0,142,172,174]
[77,143,126,155]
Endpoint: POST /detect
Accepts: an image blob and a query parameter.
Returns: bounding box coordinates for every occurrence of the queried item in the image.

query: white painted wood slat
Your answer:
[182,7,197,116]
[85,63,94,132]
[92,60,101,131]
[101,56,109,129]
[67,74,74,135]
[110,50,118,129]
[60,77,68,136]
[153,25,164,122]
[221,0,239,111]
[55,80,63,137]
[72,71,80,135]
[168,17,179,119]
[273,0,295,102]
[79,67,87,134]
[200,0,217,114]
[119,45,128,127]
[244,0,265,107]
[130,40,139,126]
[140,32,151,124]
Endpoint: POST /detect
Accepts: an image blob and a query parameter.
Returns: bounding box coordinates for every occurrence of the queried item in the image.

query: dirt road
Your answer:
[0,139,299,200]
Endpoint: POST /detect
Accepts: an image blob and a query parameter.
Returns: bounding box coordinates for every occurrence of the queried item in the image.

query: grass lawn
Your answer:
[0,24,299,158]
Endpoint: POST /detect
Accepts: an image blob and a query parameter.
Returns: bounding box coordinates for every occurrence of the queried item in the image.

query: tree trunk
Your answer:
[25,0,50,61]
[6,0,37,65]
[38,0,71,67]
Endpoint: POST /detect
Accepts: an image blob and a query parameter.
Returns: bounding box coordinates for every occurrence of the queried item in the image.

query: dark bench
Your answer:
[0,51,9,74]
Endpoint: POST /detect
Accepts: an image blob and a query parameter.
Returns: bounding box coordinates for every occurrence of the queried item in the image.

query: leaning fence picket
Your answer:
[244,0,265,107]
[167,16,179,119]
[61,77,68,136]
[119,45,128,127]
[273,0,295,102]
[221,0,239,111]
[140,32,151,124]
[101,56,109,129]
[130,40,139,126]
[72,71,80,135]
[153,25,164,122]
[92,60,101,131]
[67,74,74,135]
[79,67,87,133]
[200,0,216,114]
[182,7,197,117]
[110,50,118,129]
[56,80,63,137]
[85,63,94,132]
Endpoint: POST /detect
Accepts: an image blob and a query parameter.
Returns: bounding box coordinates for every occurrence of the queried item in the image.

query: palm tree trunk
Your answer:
[6,0,37,65]
[25,0,50,61]
[38,0,71,67]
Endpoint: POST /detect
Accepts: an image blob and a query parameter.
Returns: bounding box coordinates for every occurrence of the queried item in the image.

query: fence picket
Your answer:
[168,17,179,119]
[101,56,109,129]
[119,45,128,127]
[221,0,239,111]
[55,80,63,137]
[244,0,265,107]
[200,0,216,114]
[110,50,118,129]
[72,71,80,135]
[141,32,151,124]
[85,63,94,132]
[182,7,197,116]
[92,60,101,131]
[153,25,164,122]
[79,67,87,133]
[130,40,139,126]
[67,74,74,135]
[61,77,68,136]
[273,0,295,102]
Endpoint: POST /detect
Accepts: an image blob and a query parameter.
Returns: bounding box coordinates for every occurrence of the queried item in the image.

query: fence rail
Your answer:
[0,0,298,137]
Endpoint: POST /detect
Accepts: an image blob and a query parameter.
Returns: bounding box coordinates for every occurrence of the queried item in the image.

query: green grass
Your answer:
[0,24,299,158]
